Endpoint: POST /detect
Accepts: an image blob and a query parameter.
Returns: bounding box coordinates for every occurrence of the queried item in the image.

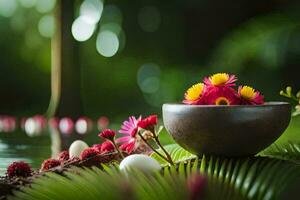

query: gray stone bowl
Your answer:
[162,102,291,157]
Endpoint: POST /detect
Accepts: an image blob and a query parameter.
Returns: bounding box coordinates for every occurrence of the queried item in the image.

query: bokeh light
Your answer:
[138,6,161,32]
[0,116,16,133]
[59,118,74,135]
[19,0,37,8]
[137,63,161,94]
[35,0,56,13]
[38,15,55,38]
[0,0,17,17]
[97,116,109,131]
[96,30,119,57]
[72,16,96,42]
[24,118,42,137]
[75,119,88,135]
[99,23,126,52]
[80,0,103,24]
[75,117,92,135]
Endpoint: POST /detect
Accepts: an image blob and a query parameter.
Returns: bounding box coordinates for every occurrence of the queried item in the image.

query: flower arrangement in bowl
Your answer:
[163,73,291,157]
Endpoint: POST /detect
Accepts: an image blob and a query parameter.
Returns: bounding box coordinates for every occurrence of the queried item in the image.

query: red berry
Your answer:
[58,150,69,161]
[80,147,99,160]
[41,159,61,171]
[7,161,32,178]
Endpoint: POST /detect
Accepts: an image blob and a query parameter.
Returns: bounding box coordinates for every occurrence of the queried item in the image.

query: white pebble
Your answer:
[120,154,161,173]
[69,140,89,158]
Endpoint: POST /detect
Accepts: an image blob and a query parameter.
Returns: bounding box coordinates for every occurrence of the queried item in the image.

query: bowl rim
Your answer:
[163,101,290,108]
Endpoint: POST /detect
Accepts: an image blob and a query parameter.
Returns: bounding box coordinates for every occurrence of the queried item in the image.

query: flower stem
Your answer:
[138,131,173,165]
[111,140,124,159]
[153,135,174,165]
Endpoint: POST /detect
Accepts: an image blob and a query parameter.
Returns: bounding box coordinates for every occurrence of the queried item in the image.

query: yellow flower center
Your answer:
[185,83,204,101]
[215,97,230,105]
[240,86,255,100]
[210,73,229,86]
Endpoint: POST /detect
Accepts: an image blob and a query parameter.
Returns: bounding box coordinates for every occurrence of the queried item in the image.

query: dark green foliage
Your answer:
[6,143,300,200]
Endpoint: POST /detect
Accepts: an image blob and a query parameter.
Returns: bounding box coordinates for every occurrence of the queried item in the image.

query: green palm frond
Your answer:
[9,166,189,200]
[260,142,300,163]
[164,156,300,200]
[150,144,197,165]
[9,154,300,200]
[7,142,300,200]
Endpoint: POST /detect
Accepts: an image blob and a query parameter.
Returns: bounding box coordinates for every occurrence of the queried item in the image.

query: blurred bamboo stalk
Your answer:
[47,0,83,119]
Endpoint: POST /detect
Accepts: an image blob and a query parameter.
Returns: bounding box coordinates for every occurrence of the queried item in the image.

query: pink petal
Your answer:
[115,136,131,143]
[119,130,131,135]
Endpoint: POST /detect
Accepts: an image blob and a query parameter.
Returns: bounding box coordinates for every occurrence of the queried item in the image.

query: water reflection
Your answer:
[0,116,109,175]
[0,115,109,175]
[0,131,50,175]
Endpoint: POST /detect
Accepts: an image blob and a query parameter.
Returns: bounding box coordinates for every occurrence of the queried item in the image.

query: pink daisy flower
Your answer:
[238,86,264,105]
[204,73,237,87]
[116,116,141,154]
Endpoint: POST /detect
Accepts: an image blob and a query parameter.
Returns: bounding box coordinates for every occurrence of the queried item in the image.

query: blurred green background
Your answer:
[0,0,300,173]
[1,0,300,117]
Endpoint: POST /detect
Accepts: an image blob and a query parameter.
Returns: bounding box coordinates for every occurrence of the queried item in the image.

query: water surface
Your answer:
[0,131,51,175]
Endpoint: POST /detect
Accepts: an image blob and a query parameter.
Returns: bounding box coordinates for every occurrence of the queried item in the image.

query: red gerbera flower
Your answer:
[137,115,158,130]
[7,161,32,178]
[41,159,61,171]
[92,144,102,153]
[98,129,116,141]
[205,86,239,105]
[100,141,115,153]
[238,86,264,105]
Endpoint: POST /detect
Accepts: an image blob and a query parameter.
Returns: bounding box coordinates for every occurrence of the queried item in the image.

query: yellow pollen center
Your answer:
[185,83,204,101]
[240,86,255,100]
[210,73,229,86]
[215,97,230,105]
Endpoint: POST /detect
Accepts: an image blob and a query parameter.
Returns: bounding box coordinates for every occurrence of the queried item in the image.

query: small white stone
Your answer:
[119,154,161,173]
[69,140,89,158]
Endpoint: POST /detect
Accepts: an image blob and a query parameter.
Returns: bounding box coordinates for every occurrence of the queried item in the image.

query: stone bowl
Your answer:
[162,102,291,157]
